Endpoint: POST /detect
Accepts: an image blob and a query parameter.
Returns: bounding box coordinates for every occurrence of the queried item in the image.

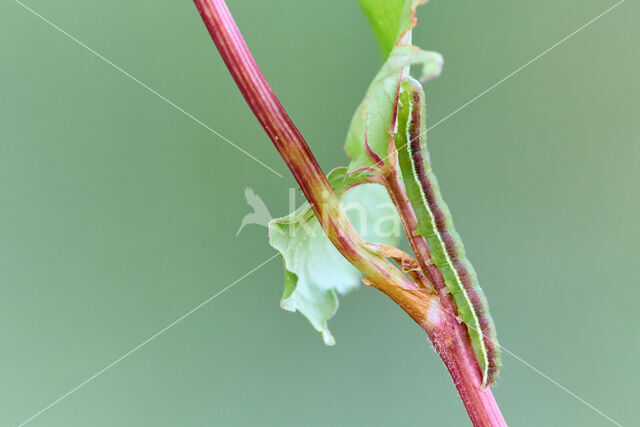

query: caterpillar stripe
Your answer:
[395,77,500,386]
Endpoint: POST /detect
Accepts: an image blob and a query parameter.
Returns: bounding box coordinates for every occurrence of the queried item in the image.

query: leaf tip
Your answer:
[322,331,336,346]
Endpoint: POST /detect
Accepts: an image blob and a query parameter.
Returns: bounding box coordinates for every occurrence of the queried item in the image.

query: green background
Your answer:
[1,0,637,425]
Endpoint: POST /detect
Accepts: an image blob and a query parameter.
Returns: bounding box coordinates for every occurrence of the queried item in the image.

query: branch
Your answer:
[191,0,435,305]
[191,1,505,425]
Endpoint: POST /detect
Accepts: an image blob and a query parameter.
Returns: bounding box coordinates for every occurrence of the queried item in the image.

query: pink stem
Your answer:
[191,1,506,425]
[191,0,417,293]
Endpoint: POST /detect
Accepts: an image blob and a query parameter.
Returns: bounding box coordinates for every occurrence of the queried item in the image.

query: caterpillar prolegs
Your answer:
[395,77,500,387]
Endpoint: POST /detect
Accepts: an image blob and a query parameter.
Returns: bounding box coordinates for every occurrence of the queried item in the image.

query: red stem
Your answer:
[192,0,419,295]
[192,1,505,425]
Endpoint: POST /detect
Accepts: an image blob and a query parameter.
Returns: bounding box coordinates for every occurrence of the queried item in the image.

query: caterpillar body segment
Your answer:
[395,76,500,386]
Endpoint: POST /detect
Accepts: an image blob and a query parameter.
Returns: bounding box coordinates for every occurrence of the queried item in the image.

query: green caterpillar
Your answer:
[395,76,500,386]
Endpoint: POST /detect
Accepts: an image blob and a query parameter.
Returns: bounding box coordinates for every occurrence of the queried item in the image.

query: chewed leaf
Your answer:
[345,45,443,174]
[358,0,428,59]
[279,260,339,345]
[269,168,401,345]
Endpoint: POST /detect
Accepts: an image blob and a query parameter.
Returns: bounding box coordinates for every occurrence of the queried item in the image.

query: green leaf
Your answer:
[269,168,401,345]
[357,0,427,59]
[345,45,443,174]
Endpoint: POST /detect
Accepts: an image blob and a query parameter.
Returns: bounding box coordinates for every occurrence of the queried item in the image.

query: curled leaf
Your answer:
[269,168,401,345]
[345,45,443,173]
[358,0,428,59]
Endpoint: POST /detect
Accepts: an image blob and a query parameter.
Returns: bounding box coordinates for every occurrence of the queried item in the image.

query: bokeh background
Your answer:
[1,0,638,425]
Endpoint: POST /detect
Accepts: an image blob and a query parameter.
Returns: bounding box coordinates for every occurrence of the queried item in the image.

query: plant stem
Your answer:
[192,1,505,425]
[191,0,423,296]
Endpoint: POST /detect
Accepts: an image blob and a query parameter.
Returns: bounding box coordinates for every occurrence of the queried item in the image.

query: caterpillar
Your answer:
[395,76,500,387]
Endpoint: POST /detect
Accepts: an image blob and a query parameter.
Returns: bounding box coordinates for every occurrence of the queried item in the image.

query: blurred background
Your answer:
[1,0,637,425]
